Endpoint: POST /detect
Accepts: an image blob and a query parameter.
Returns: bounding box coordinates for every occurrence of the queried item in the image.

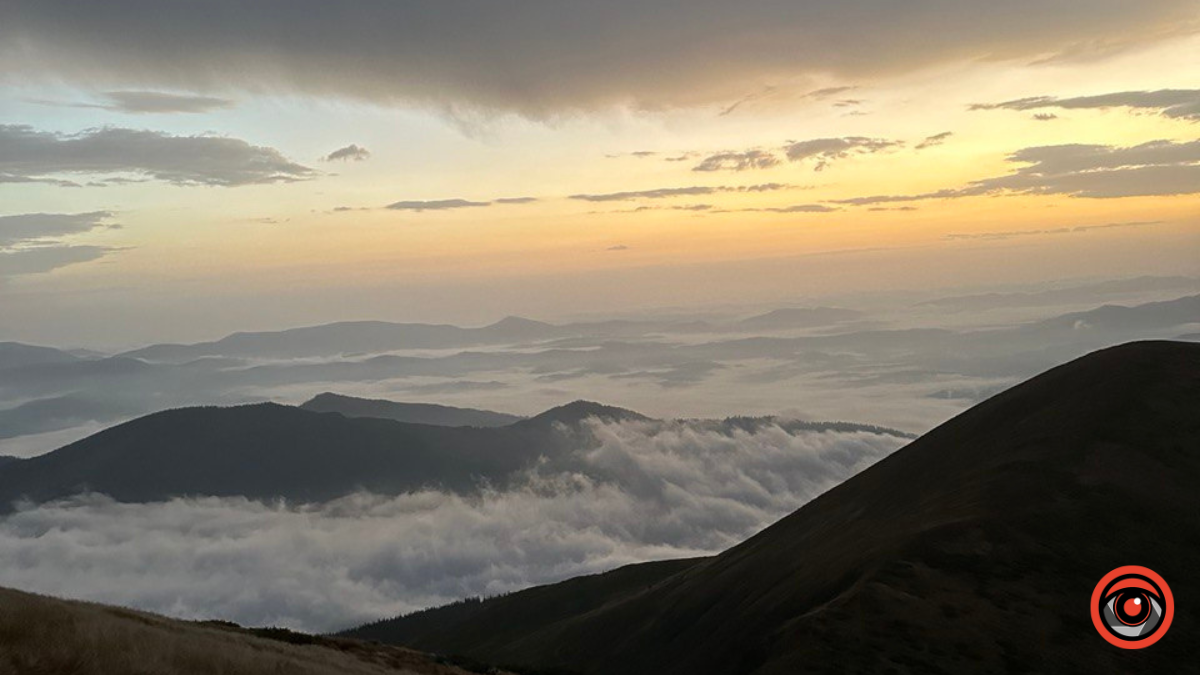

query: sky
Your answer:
[1,1,1198,348]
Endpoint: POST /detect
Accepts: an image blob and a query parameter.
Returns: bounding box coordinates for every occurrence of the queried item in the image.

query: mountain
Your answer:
[0,585,508,675]
[0,341,80,370]
[344,341,1200,674]
[516,400,650,428]
[0,400,661,510]
[0,403,569,509]
[0,456,19,468]
[736,307,860,329]
[300,392,523,427]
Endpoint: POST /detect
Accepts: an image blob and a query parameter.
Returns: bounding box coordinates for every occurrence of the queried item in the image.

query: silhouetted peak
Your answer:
[524,400,651,427]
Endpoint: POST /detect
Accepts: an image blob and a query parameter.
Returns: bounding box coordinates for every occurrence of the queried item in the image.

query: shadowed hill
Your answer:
[0,403,574,509]
[344,341,1200,674]
[300,392,523,427]
[0,585,511,675]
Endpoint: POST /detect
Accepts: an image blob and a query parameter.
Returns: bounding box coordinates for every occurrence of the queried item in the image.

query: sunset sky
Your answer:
[2,1,1198,347]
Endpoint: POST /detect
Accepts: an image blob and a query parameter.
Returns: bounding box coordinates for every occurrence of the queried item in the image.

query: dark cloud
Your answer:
[1033,113,1059,121]
[693,150,781,172]
[0,211,115,247]
[971,89,1200,121]
[494,197,539,204]
[385,199,491,211]
[915,131,953,150]
[322,144,371,162]
[832,139,1200,204]
[0,124,312,187]
[607,245,630,251]
[1,2,1191,117]
[783,137,903,170]
[570,184,791,202]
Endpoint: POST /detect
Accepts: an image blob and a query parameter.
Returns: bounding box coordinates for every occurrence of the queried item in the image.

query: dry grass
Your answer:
[0,587,504,675]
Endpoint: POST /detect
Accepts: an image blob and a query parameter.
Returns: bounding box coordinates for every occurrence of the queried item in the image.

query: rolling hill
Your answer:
[0,585,510,675]
[344,340,1200,674]
[300,392,523,427]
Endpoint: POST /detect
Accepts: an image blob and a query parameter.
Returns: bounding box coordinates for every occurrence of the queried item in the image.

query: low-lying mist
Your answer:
[0,419,904,632]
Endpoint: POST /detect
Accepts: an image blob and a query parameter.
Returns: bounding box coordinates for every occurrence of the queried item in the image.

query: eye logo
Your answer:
[1090,566,1173,649]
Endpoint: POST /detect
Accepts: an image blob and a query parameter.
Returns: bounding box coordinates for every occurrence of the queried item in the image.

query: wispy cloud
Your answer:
[384,196,538,211]
[385,199,490,212]
[944,221,1161,241]
[915,131,953,150]
[31,91,235,114]
[570,184,791,202]
[971,89,1200,122]
[0,211,122,279]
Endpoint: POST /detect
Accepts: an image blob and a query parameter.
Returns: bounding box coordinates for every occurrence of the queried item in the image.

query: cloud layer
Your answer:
[0,420,904,631]
[0,125,312,187]
[2,1,1193,116]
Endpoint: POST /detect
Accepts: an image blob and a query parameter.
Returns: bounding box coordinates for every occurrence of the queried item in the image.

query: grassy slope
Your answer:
[0,586,507,675]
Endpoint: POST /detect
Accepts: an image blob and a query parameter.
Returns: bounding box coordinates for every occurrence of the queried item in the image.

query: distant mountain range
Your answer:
[344,341,1200,674]
[0,341,80,370]
[111,309,862,363]
[300,392,524,427]
[2,294,1196,461]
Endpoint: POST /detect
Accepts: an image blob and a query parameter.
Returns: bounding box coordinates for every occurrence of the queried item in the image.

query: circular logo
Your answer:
[1090,566,1173,649]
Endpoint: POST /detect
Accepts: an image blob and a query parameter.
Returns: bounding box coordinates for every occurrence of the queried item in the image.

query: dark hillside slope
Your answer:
[346,341,1200,674]
[0,586,508,675]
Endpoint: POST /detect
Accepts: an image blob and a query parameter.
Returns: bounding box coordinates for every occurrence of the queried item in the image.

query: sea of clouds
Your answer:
[0,419,905,632]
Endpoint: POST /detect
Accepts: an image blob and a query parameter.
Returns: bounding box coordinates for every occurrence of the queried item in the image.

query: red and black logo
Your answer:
[1090,566,1173,649]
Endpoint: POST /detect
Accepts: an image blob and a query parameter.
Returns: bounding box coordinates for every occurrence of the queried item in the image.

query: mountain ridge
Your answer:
[300,392,523,427]
[344,340,1200,674]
